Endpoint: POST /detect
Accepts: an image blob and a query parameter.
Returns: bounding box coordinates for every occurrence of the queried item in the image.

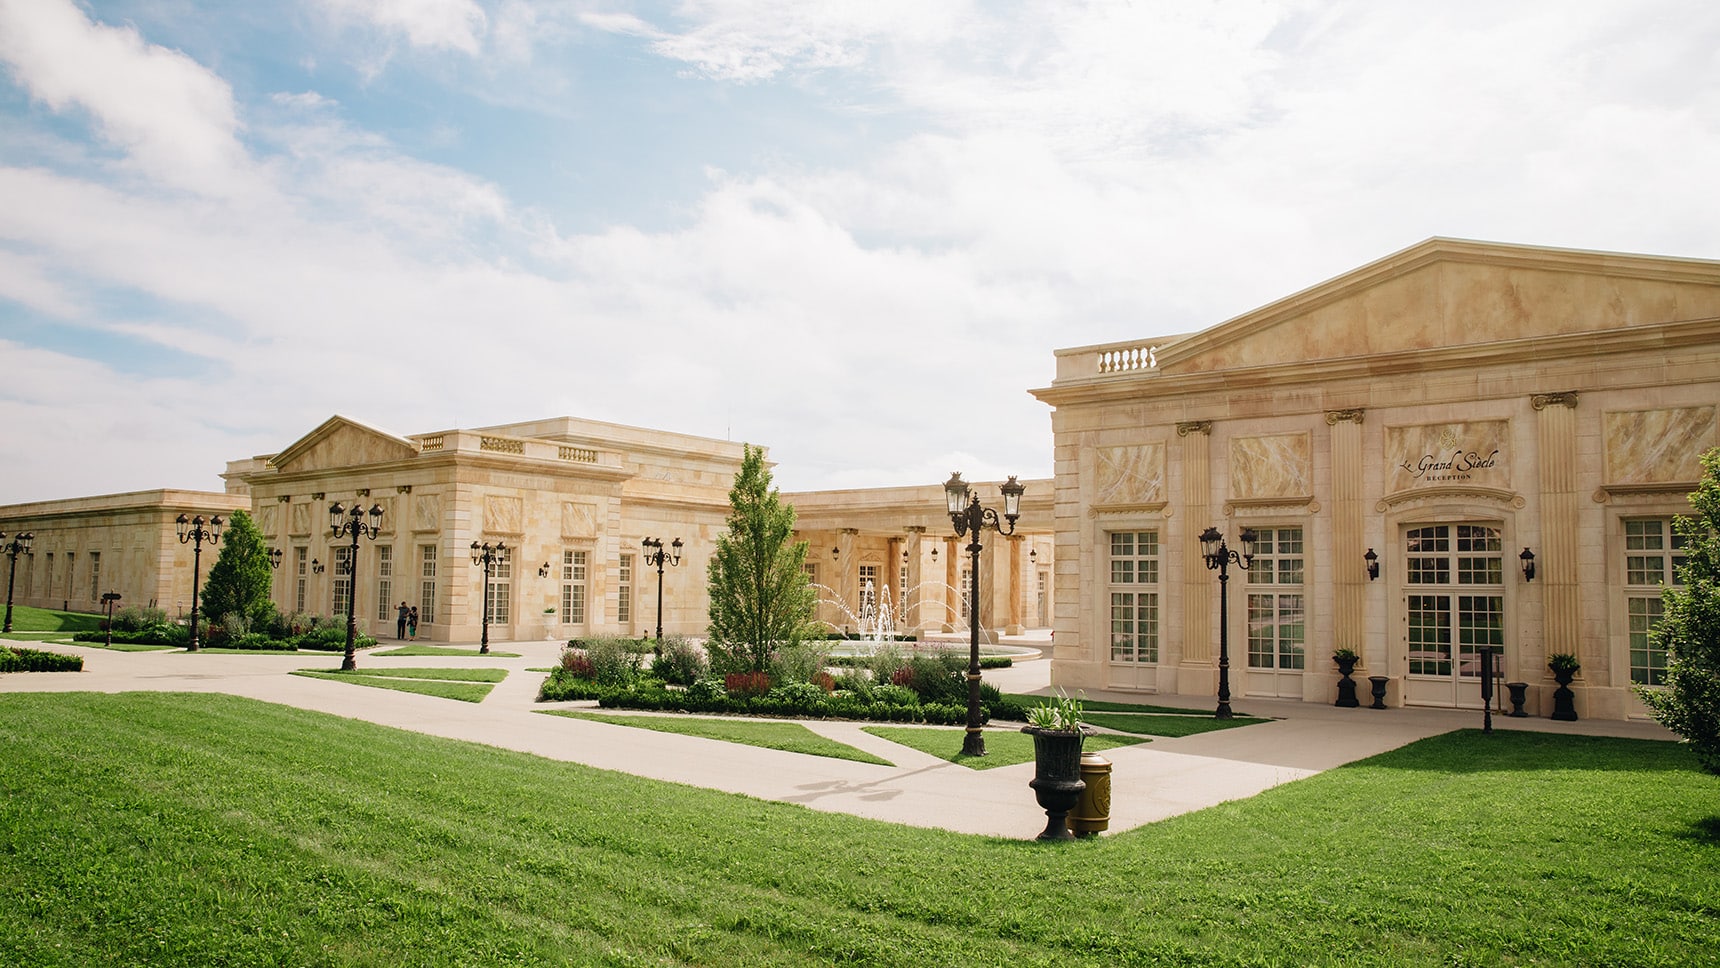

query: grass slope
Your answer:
[542,710,893,765]
[0,605,102,633]
[291,669,500,702]
[1082,712,1269,737]
[1004,692,1224,716]
[1,693,1715,967]
[375,645,523,658]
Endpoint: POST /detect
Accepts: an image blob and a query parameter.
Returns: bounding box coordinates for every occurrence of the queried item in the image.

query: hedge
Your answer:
[0,647,84,673]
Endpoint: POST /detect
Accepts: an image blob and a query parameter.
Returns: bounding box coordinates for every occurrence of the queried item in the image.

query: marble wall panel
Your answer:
[1603,407,1717,484]
[289,503,311,536]
[1229,433,1312,499]
[1386,420,1511,492]
[562,502,598,538]
[412,494,442,532]
[256,505,276,537]
[1094,443,1165,507]
[484,495,524,535]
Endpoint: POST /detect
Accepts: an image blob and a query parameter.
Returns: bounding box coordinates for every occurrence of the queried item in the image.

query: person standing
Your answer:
[408,606,418,640]
[396,601,409,640]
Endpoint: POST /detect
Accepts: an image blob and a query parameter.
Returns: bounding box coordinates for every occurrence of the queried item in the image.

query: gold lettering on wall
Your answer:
[1387,421,1510,491]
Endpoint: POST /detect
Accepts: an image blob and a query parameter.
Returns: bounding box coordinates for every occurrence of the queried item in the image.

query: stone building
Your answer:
[1031,238,1720,720]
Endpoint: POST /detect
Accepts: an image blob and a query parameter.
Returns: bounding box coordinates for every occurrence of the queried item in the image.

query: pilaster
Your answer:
[1327,409,1366,663]
[1177,420,1213,694]
[1534,392,1580,675]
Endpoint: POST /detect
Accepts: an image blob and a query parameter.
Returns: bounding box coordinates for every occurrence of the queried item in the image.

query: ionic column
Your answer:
[944,535,960,633]
[1534,392,1580,677]
[1006,534,1024,635]
[903,527,924,633]
[1327,409,1366,664]
[1179,420,1214,667]
[837,528,858,634]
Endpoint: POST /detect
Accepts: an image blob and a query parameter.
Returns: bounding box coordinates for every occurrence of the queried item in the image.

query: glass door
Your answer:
[1402,524,1504,708]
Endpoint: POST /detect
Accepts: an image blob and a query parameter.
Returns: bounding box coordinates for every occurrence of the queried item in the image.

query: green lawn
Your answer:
[542,710,893,765]
[1005,692,1224,716]
[1,693,1715,967]
[1082,711,1270,737]
[291,668,503,702]
[0,605,102,633]
[865,725,1147,769]
[374,645,523,658]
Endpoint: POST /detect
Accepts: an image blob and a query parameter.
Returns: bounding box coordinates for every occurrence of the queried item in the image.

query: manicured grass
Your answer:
[1004,692,1219,716]
[2,693,1715,967]
[1082,711,1269,737]
[865,725,1147,769]
[541,710,893,766]
[291,669,500,702]
[375,645,523,658]
[0,605,102,632]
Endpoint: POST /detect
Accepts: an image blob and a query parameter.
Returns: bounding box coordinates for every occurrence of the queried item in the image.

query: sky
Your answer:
[1,0,1717,504]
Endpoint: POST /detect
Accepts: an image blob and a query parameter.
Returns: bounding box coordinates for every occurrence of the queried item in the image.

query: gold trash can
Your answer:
[1068,750,1112,837]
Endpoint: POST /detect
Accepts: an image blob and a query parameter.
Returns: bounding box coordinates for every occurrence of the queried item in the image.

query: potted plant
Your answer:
[1547,652,1580,721]
[1332,648,1361,708]
[1021,691,1091,841]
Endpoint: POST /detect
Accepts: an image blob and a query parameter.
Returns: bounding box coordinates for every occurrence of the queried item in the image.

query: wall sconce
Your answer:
[930,546,939,562]
[1519,547,1536,582]
[831,546,840,558]
[311,558,325,574]
[267,548,283,570]
[901,548,909,564]
[1029,548,1038,564]
[538,562,551,578]
[1364,548,1379,581]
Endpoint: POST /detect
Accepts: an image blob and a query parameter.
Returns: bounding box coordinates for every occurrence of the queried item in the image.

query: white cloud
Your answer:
[316,0,490,55]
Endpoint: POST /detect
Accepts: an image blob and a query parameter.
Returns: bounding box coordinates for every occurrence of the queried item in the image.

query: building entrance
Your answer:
[1401,523,1505,708]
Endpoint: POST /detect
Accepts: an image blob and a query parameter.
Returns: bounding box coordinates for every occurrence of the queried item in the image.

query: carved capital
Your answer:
[1531,391,1579,411]
[1176,420,1213,437]
[1325,409,1366,425]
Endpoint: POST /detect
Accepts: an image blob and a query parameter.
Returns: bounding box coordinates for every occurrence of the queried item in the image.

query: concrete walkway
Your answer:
[0,634,1679,839]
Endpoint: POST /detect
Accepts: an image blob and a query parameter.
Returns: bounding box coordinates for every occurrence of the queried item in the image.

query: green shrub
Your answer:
[537,670,616,702]
[862,643,908,684]
[0,647,84,673]
[869,683,919,708]
[293,627,376,652]
[650,637,708,686]
[832,669,872,697]
[111,605,168,632]
[767,641,830,686]
[766,681,832,711]
[685,677,731,708]
[583,636,646,687]
[74,623,188,647]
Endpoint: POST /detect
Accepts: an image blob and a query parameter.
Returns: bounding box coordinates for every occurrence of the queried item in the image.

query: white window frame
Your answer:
[1623,517,1688,687]
[1246,526,1305,671]
[1107,530,1160,664]
[561,549,588,626]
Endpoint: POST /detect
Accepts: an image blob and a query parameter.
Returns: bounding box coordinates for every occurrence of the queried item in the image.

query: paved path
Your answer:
[0,634,1678,839]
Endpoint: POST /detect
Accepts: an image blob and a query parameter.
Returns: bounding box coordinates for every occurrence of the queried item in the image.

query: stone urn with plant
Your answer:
[1022,691,1093,841]
[1332,648,1361,708]
[1547,652,1580,721]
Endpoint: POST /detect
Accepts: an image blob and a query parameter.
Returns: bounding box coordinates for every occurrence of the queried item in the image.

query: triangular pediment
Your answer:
[1156,238,1720,373]
[269,416,418,474]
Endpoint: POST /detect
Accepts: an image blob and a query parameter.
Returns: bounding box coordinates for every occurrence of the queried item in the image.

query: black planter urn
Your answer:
[1550,667,1579,722]
[1023,726,1089,841]
[1334,656,1360,708]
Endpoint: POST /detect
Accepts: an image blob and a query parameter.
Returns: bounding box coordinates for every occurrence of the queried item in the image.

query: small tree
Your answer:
[705,444,820,673]
[1641,447,1720,775]
[200,510,275,630]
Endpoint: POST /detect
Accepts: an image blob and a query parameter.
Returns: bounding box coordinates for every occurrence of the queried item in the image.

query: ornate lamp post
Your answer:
[1199,525,1258,720]
[101,591,122,648]
[641,537,683,644]
[942,472,1025,757]
[2,531,34,633]
[175,514,223,651]
[330,502,384,671]
[471,540,506,655]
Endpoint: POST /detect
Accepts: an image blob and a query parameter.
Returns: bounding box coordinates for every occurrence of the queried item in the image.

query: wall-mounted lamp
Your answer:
[267,548,283,570]
[1520,547,1536,582]
[831,546,840,558]
[538,562,551,578]
[1029,548,1038,564]
[310,558,325,574]
[930,546,939,562]
[1364,548,1379,581]
[901,548,909,563]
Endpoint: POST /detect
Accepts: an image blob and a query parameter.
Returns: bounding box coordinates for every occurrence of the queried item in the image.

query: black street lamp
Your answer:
[330,502,384,671]
[175,514,223,651]
[101,591,122,648]
[1199,525,1258,720]
[641,537,683,644]
[942,472,1025,757]
[471,540,506,655]
[2,531,33,633]
[267,548,283,570]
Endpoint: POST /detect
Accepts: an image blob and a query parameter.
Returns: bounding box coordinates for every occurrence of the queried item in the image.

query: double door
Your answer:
[1401,524,1505,708]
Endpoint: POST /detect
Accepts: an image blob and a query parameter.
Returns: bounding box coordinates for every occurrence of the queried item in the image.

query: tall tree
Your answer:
[705,444,819,673]
[1641,447,1720,775]
[200,510,274,629]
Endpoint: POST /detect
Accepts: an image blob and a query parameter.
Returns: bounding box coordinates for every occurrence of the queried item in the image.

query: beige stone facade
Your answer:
[1031,238,1720,721]
[0,490,250,618]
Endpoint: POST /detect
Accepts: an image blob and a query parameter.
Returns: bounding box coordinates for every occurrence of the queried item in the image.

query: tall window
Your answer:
[1109,531,1159,663]
[858,564,879,610]
[43,554,52,602]
[295,547,307,613]
[65,552,75,598]
[1037,570,1049,627]
[561,550,588,625]
[331,546,353,616]
[487,547,512,625]
[618,553,634,625]
[1405,524,1503,677]
[959,564,973,622]
[1625,518,1688,686]
[375,545,394,621]
[419,544,437,624]
[1246,527,1305,670]
[89,551,100,602]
